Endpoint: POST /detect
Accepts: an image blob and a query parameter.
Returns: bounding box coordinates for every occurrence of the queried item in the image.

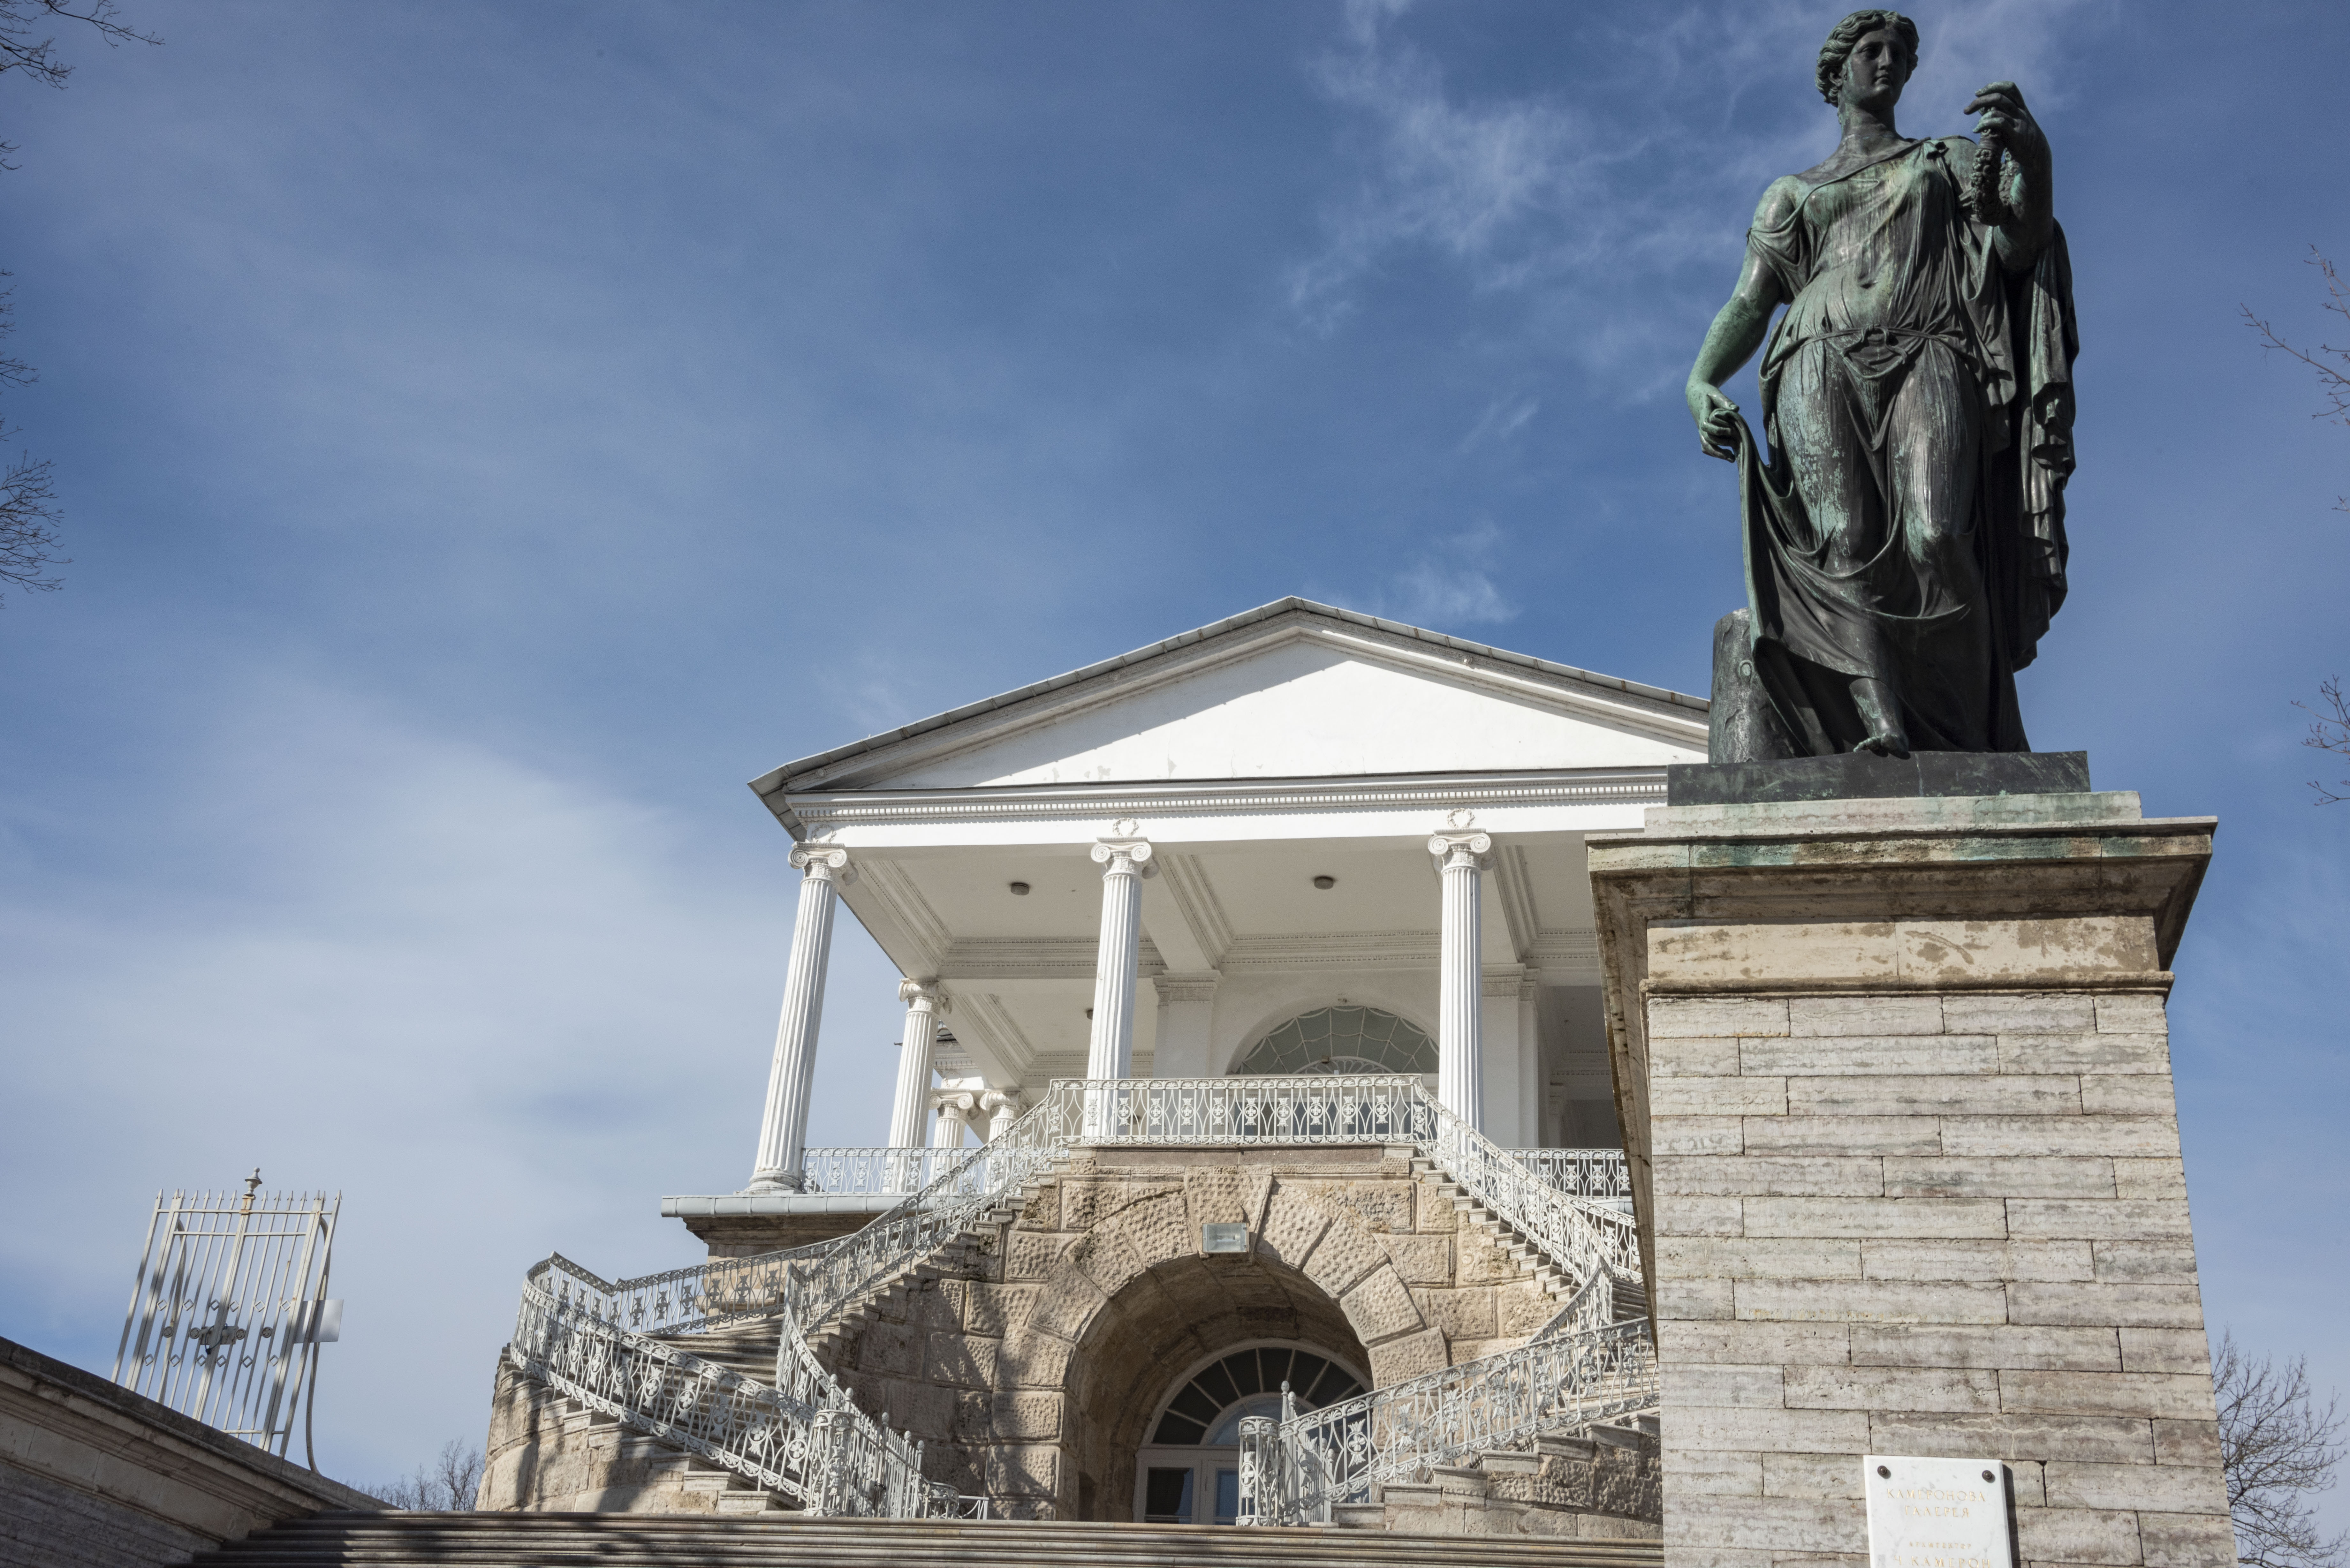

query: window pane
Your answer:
[1237,1007,1436,1076]
[1213,1467,1240,1526]
[1152,1414,1206,1445]
[1144,1467,1194,1524]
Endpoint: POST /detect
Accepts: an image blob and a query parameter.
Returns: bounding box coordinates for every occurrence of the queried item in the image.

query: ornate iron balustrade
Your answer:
[506,1074,1646,1520]
[1513,1148,1632,1203]
[1236,1318,1658,1526]
[800,1147,967,1195]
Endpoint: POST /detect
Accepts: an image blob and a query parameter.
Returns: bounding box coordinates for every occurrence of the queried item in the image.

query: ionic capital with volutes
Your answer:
[898,978,949,1013]
[1427,830,1492,871]
[1091,817,1156,879]
[789,843,856,886]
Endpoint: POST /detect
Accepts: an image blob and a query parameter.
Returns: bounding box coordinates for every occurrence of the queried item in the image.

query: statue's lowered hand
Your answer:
[1687,382,1742,463]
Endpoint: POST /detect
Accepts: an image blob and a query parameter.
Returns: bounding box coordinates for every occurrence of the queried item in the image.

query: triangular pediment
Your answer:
[754,600,1707,800]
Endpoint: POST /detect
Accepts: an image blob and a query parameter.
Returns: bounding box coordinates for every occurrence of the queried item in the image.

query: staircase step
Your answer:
[192,1512,1668,1568]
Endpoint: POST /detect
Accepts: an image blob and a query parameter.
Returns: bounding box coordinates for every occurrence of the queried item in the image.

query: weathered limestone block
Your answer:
[1254,1188,1332,1271]
[1299,1205,1388,1298]
[1378,1230,1452,1285]
[1016,1179,1061,1231]
[961,1282,1034,1338]
[1368,1327,1448,1384]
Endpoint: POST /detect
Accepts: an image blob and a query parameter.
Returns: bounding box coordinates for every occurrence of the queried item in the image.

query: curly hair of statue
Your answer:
[1813,9,1919,105]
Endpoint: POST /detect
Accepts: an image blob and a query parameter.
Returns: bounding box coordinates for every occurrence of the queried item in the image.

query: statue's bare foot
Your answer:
[1853,732,1912,760]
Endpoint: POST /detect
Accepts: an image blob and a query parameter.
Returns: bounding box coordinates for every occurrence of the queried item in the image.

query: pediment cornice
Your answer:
[750,599,1706,816]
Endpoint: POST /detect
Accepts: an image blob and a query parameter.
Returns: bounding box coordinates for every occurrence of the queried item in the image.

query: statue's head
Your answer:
[1817,9,1918,112]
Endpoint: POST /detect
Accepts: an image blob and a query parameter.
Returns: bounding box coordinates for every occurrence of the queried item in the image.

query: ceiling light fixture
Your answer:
[1313,875,1336,890]
[1008,881,1030,895]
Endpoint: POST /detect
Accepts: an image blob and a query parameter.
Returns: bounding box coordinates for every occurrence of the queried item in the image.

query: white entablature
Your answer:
[715,599,1707,1202]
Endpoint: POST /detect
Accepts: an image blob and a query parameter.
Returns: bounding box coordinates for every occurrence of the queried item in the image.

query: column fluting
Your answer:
[1429,829,1492,1131]
[746,845,852,1192]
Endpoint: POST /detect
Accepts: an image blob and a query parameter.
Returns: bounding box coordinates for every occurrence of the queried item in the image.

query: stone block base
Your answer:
[1591,790,2232,1568]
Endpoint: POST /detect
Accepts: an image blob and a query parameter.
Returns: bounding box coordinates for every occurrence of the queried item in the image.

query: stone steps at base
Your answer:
[192,1513,1666,1568]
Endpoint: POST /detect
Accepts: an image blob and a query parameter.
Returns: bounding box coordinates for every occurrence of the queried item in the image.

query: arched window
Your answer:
[1233,1005,1436,1077]
[1136,1345,1366,1525]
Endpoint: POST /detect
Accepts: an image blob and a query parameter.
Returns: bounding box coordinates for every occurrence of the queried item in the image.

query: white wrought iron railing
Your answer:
[798,1147,968,1195]
[505,1075,1649,1520]
[1514,1148,1632,1204]
[801,1144,1626,1203]
[1235,1316,1657,1527]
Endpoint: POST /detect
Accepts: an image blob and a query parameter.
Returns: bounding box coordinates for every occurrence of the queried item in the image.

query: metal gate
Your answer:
[111,1172,342,1466]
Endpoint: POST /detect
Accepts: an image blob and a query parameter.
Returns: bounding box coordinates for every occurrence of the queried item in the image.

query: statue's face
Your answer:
[1841,26,1912,114]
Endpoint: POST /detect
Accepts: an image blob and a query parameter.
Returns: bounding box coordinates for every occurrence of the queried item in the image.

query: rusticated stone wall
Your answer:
[821,1144,1564,1519]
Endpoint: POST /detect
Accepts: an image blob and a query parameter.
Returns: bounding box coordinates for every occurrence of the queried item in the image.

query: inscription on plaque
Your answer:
[1201,1223,1248,1254]
[1864,1454,2013,1568]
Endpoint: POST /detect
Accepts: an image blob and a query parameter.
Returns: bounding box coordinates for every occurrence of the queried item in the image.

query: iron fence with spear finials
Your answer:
[111,1171,344,1468]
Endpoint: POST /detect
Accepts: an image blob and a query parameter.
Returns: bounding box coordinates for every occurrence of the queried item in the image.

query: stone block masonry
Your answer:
[1589,789,2231,1568]
[818,1144,1599,1521]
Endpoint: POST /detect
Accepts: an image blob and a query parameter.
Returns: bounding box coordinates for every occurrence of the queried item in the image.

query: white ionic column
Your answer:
[887,982,945,1149]
[982,1090,1023,1142]
[1086,826,1154,1081]
[1429,827,1492,1131]
[746,844,853,1193]
[1518,975,1543,1150]
[931,1090,977,1149]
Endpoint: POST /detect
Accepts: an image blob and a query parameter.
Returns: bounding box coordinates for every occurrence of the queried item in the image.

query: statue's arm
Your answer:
[1686,183,1793,461]
[1966,81,2053,270]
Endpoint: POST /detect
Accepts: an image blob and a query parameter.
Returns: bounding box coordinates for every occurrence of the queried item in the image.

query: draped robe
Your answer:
[1712,135,2079,760]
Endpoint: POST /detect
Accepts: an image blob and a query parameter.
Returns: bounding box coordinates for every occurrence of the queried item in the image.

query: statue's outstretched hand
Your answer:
[1687,382,1741,463]
[1965,81,2046,169]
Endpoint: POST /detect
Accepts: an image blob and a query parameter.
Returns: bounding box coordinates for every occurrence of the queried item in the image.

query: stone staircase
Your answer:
[799,1187,1030,1372]
[1405,1155,1649,1325]
[1346,1423,1662,1540]
[530,1392,800,1516]
[193,1511,1668,1567]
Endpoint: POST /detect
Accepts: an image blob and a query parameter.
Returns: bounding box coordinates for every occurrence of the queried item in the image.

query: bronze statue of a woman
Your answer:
[1687,10,2077,761]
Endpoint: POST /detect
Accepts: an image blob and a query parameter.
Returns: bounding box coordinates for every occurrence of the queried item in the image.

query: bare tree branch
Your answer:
[0,283,64,600]
[0,0,160,91]
[2299,677,2350,806]
[2244,248,2350,514]
[364,1439,485,1512]
[0,3,153,596]
[2218,1331,2349,1568]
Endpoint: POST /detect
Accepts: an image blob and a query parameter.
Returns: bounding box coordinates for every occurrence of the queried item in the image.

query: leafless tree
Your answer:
[0,0,156,97]
[0,0,158,605]
[2244,250,2350,801]
[0,286,64,600]
[365,1439,486,1512]
[2217,1331,2348,1568]
[2301,677,2350,806]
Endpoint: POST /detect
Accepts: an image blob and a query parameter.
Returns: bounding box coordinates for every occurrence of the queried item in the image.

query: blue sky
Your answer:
[2,0,2344,1500]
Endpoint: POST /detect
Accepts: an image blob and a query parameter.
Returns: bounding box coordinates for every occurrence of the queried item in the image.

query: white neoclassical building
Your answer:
[664,598,1707,1248]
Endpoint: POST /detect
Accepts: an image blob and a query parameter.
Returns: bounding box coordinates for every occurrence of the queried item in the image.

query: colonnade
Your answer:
[742,821,1504,1194]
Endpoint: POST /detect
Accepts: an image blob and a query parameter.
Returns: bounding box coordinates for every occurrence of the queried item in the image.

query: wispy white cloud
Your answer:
[0,671,906,1481]
[1288,0,2103,354]
[1457,394,1540,452]
[1322,519,1519,629]
[1289,2,1595,331]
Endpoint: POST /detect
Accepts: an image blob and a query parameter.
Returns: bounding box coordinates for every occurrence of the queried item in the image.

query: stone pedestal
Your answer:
[1589,789,2232,1568]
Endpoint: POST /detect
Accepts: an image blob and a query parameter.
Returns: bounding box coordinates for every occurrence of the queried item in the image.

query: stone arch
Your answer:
[988,1156,1459,1520]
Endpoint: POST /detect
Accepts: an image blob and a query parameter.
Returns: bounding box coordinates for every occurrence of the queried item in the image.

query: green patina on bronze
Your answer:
[1687,10,2078,764]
